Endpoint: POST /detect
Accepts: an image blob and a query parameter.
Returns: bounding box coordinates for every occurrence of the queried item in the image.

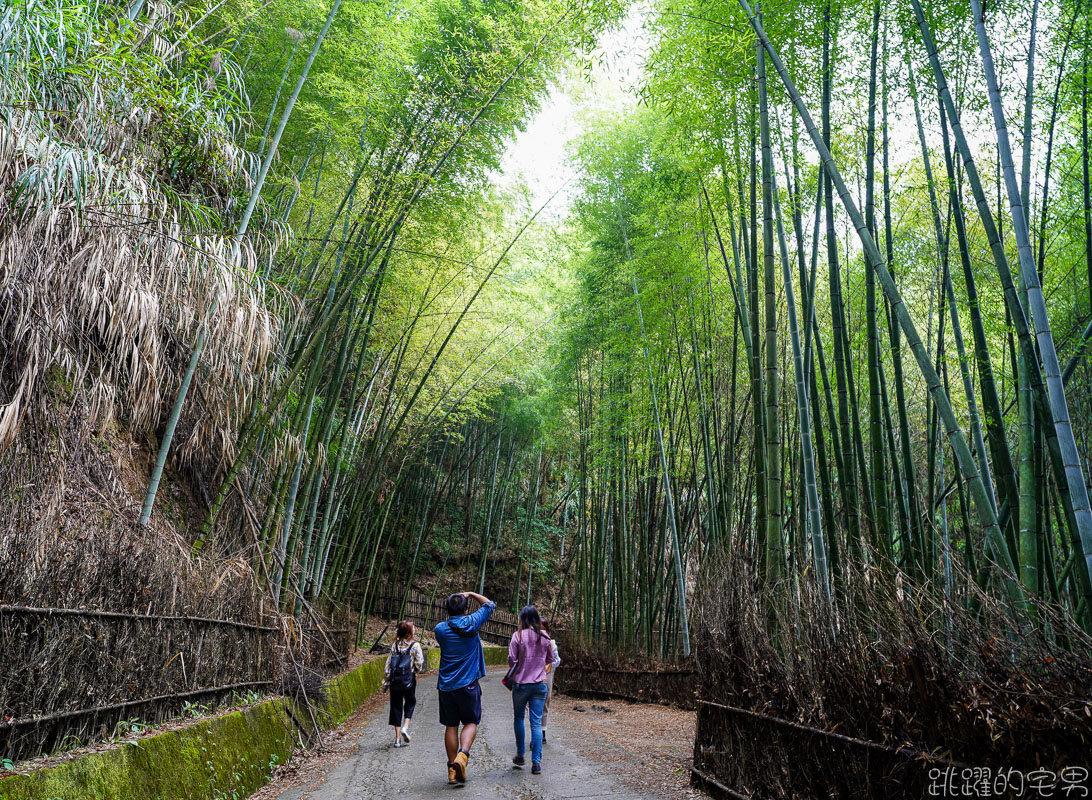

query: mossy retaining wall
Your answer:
[0,645,508,800]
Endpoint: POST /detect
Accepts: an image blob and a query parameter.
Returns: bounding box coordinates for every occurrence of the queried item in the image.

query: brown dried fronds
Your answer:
[693,545,1092,775]
[0,1,283,476]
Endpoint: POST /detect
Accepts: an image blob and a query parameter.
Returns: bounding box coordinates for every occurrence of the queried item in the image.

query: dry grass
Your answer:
[0,519,271,760]
[0,1,283,512]
[692,546,1092,797]
[0,5,294,760]
[0,9,299,763]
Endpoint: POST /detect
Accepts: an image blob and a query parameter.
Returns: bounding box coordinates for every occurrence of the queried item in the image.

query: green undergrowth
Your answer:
[0,647,507,800]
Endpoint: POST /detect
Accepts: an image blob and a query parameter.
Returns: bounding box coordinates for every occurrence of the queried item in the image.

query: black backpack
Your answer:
[389,642,416,690]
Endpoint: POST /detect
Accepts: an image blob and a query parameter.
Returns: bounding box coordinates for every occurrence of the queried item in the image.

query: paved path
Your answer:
[274,667,665,800]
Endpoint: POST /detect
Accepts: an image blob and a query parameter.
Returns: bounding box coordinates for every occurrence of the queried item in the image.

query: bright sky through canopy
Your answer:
[492,2,650,215]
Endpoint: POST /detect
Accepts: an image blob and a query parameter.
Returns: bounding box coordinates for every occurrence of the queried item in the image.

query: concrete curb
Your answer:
[0,646,508,799]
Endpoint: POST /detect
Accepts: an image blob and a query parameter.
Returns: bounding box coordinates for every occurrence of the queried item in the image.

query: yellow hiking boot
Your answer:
[453,750,469,783]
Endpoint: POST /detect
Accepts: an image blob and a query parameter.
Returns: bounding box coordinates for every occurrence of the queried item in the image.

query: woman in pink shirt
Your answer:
[507,605,553,774]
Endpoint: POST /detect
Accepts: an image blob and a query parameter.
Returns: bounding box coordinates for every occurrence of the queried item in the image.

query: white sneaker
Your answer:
[394,739,402,748]
[400,728,412,743]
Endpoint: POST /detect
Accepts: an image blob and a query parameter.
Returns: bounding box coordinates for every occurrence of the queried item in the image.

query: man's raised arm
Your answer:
[462,591,491,607]
[462,591,494,631]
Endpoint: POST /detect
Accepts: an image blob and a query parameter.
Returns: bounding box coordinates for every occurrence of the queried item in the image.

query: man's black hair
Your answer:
[446,593,469,616]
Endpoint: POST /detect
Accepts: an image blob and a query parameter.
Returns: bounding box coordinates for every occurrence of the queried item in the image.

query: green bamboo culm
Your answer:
[733,0,1024,604]
[140,0,345,527]
[967,0,1092,600]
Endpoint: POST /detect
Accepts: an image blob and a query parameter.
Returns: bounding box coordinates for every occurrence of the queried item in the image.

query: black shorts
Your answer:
[388,679,417,726]
[438,680,482,727]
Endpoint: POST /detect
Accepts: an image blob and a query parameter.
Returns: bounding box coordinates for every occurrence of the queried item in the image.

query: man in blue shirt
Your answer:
[433,590,494,784]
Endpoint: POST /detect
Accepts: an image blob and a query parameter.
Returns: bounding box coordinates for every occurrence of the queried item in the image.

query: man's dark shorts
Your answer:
[438,680,482,726]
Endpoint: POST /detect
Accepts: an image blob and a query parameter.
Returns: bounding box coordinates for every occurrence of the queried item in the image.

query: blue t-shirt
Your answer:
[433,601,495,692]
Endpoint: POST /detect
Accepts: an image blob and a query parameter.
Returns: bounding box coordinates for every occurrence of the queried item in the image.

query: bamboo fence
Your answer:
[0,604,351,762]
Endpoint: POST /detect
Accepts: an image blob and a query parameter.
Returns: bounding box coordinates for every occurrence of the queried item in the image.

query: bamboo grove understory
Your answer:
[4,0,1092,712]
[563,0,1092,659]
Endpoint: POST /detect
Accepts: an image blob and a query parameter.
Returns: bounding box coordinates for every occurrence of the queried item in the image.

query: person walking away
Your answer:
[508,605,553,775]
[383,620,425,747]
[433,590,494,784]
[540,618,561,743]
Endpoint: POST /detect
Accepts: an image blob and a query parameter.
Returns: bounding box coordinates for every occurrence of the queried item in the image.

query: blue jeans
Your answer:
[512,681,548,764]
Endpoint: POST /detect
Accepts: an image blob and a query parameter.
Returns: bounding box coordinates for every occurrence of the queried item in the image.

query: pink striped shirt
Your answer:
[507,628,553,685]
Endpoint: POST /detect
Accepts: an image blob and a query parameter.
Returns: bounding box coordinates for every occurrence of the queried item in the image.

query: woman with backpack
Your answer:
[383,620,425,747]
[506,605,553,774]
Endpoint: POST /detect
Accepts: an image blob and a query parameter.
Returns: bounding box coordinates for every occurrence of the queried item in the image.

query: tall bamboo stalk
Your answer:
[758,16,784,583]
[968,0,1092,596]
[735,0,1023,601]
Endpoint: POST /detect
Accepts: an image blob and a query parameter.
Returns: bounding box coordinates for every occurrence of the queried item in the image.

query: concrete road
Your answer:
[273,667,665,799]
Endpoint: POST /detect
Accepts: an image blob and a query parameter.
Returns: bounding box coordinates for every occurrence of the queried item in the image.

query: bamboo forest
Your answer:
[3,0,1092,796]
